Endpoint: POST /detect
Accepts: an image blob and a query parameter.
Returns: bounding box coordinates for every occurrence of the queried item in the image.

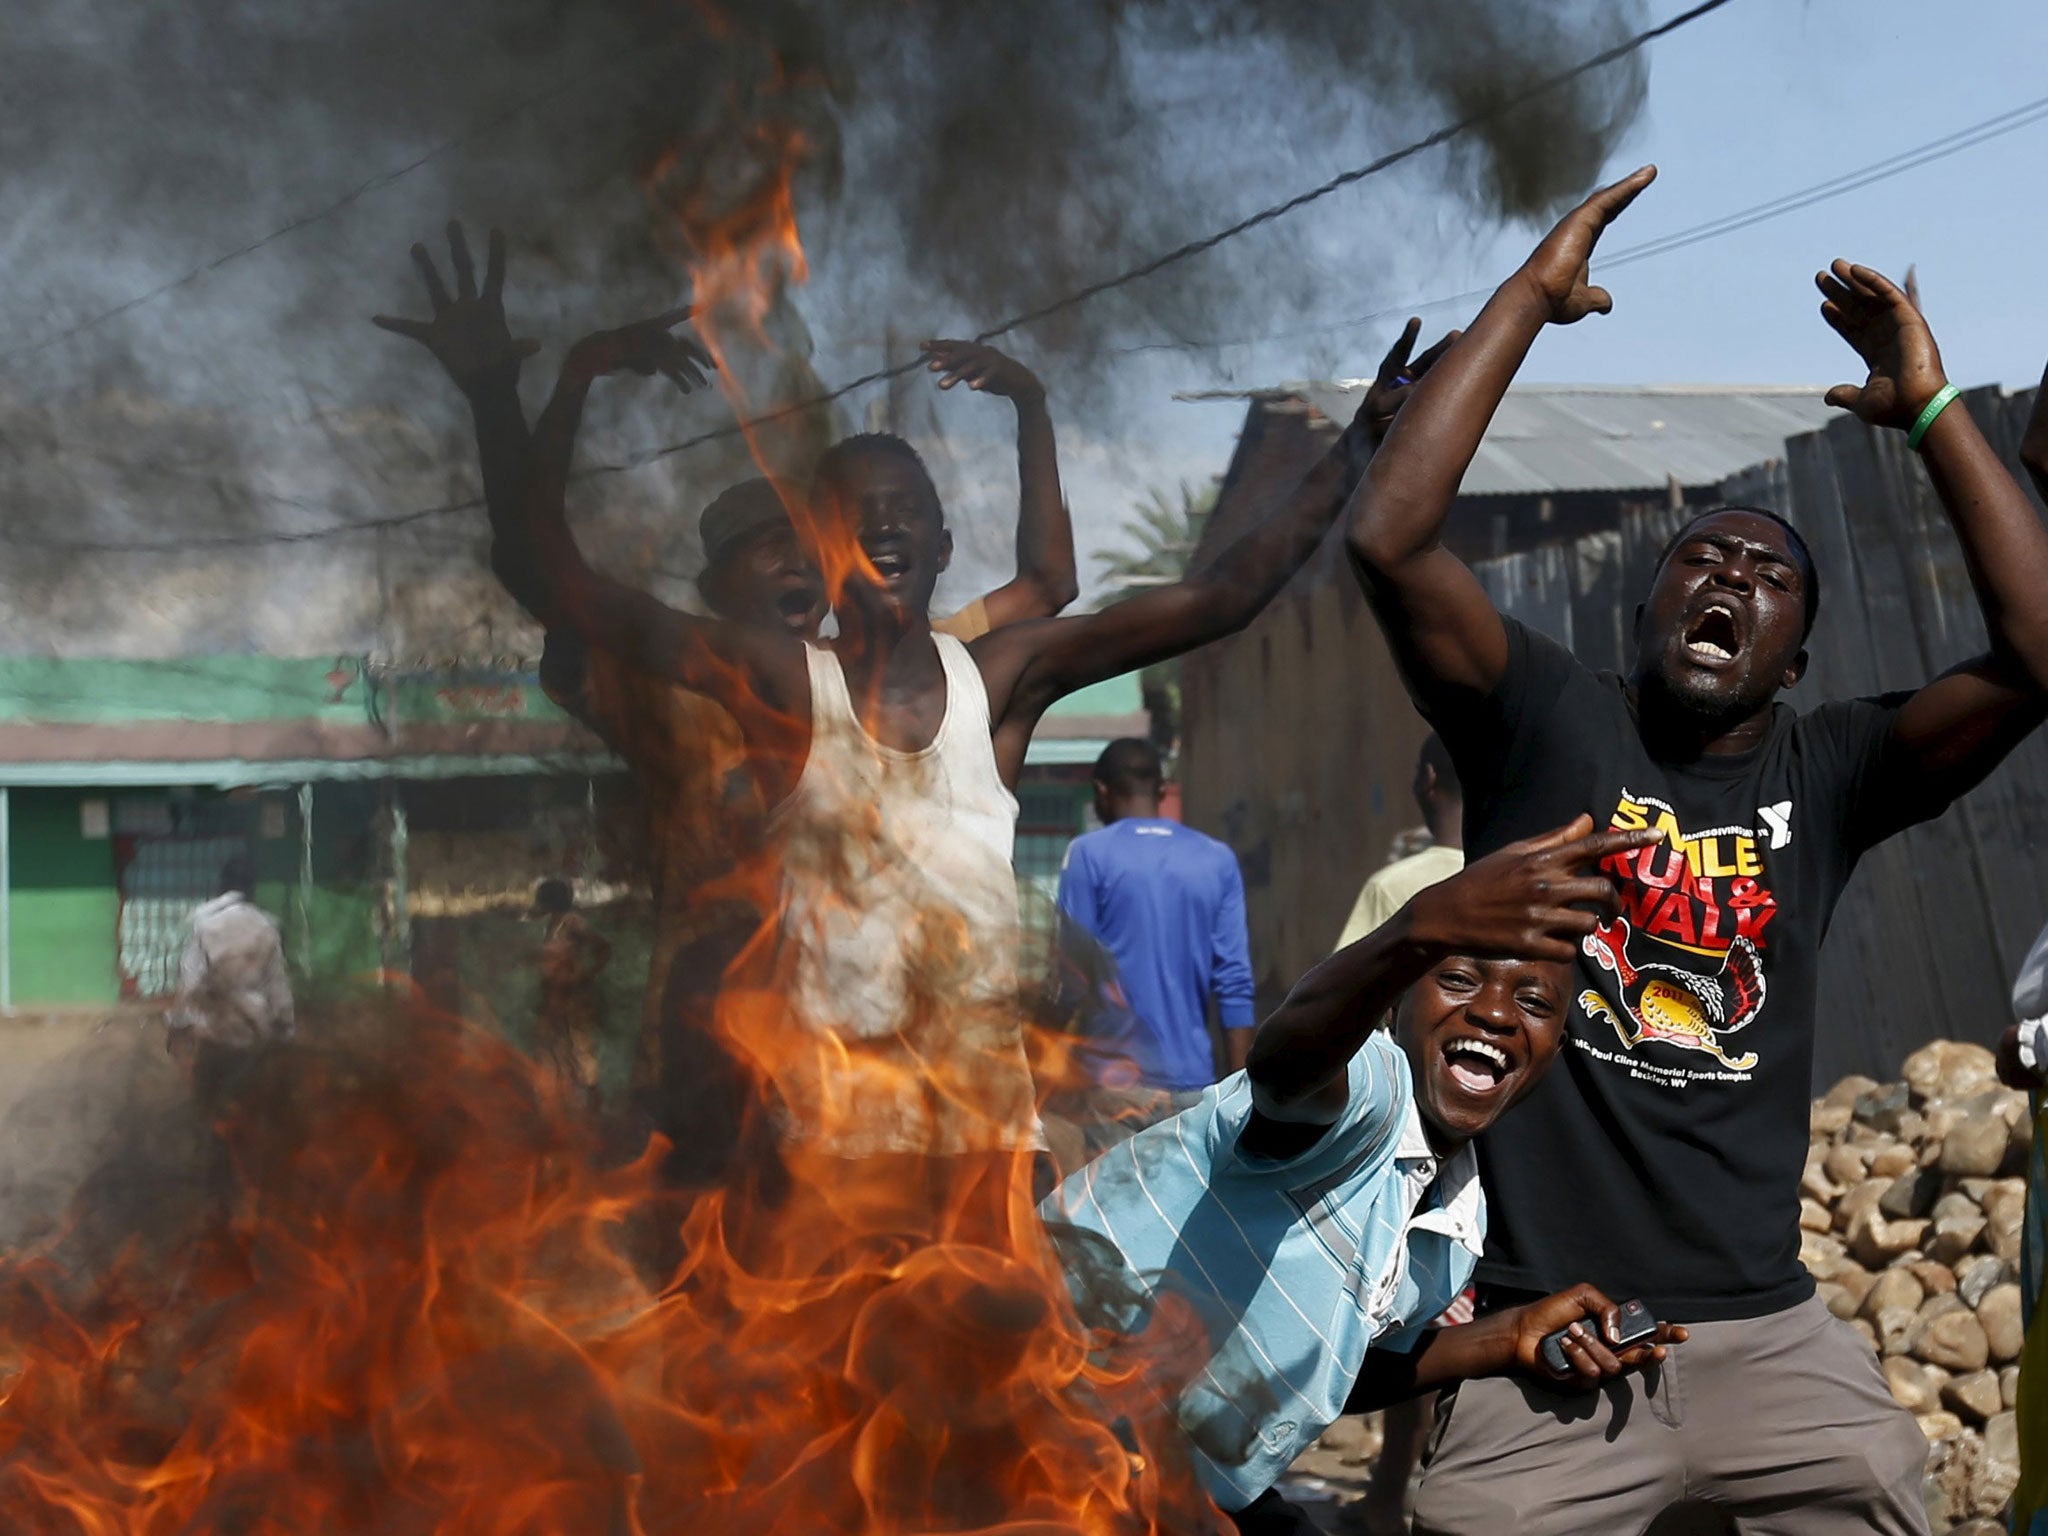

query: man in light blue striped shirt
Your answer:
[1043,817,1686,1529]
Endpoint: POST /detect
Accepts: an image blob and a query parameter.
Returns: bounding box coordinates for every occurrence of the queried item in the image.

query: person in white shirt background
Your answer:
[167,853,294,1070]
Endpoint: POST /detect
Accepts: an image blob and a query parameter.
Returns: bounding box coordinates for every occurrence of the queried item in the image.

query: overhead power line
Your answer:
[586,0,1744,478]
[1121,89,2048,359]
[0,29,679,372]
[10,0,1743,553]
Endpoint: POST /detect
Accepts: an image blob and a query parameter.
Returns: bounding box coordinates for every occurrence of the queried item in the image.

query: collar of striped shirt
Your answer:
[1393,1102,1485,1259]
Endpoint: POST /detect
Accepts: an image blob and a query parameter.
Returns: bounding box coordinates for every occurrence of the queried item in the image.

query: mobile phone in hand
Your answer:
[1539,1297,1658,1376]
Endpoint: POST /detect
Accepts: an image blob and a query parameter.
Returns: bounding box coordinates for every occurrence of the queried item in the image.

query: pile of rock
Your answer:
[1802,1040,2034,1531]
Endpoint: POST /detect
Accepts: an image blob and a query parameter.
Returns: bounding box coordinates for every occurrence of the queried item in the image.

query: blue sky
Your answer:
[1025,0,2048,601]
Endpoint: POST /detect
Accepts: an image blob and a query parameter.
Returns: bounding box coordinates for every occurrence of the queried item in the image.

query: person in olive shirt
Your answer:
[1348,166,2048,1533]
[1335,733,1464,952]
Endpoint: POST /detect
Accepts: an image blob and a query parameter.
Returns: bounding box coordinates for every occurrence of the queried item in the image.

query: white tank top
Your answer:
[765,632,1039,1154]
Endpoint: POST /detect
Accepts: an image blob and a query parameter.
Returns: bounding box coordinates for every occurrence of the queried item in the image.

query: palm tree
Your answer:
[1093,480,1219,761]
[1095,481,1216,600]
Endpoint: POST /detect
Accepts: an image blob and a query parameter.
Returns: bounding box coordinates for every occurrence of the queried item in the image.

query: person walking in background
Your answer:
[1337,734,1464,952]
[530,878,612,1106]
[1053,738,1254,1149]
[168,853,294,1062]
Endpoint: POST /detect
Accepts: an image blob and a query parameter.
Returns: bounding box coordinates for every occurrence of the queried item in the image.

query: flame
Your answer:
[0,51,1226,1519]
[0,17,1239,1531]
[0,988,1224,1533]
[636,9,879,611]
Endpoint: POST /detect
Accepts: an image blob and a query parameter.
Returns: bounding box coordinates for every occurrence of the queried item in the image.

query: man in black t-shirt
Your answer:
[1346,166,2048,1534]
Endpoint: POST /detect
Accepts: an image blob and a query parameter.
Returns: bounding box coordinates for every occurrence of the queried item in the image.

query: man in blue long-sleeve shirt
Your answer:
[1055,739,1255,1146]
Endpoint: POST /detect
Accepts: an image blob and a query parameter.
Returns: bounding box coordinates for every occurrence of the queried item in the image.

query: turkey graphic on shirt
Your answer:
[1578,791,1780,1072]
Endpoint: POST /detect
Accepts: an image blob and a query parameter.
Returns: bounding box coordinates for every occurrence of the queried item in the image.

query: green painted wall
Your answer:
[0,657,575,728]
[8,788,119,1005]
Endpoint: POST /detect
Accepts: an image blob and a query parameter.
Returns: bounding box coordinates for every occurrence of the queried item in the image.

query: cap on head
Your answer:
[1651,505,1821,638]
[698,478,792,571]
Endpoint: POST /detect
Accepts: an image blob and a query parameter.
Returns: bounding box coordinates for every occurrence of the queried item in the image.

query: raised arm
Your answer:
[978,324,1456,777]
[506,331,810,749]
[924,340,1078,630]
[1818,262,2048,797]
[1346,167,1656,708]
[1242,819,1649,1129]
[373,222,542,553]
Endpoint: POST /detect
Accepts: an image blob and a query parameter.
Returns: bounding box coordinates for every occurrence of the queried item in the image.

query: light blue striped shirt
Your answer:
[1042,1032,1482,1512]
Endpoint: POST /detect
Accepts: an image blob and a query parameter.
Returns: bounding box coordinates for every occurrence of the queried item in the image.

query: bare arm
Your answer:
[974,325,1454,779]
[506,346,809,749]
[371,249,813,788]
[1243,820,1649,1128]
[978,415,1366,776]
[1346,1284,1684,1412]
[1818,262,2048,797]
[371,222,542,568]
[1346,168,1656,709]
[925,340,1078,629]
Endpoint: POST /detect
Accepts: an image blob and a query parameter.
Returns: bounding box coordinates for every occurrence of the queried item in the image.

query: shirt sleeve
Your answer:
[1056,836,1099,931]
[1423,617,1586,812]
[2014,920,2048,1020]
[1229,1035,1404,1183]
[1800,692,1926,855]
[1210,851,1255,1031]
[170,925,209,1031]
[1335,870,1397,952]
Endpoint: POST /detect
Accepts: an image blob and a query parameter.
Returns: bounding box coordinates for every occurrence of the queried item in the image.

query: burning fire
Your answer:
[0,992,1223,1533]
[636,10,882,609]
[0,18,1230,1533]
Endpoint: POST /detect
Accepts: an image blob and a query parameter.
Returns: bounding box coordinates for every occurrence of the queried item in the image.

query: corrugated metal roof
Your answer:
[1289,384,1840,497]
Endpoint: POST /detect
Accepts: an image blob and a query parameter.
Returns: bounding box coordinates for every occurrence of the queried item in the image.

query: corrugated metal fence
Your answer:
[1462,386,2048,1084]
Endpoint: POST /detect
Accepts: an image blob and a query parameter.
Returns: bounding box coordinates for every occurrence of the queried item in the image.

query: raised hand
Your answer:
[1407,815,1661,962]
[373,222,539,393]
[561,309,714,396]
[1819,261,1950,430]
[1517,165,1656,326]
[1506,1284,1686,1389]
[1359,317,1462,445]
[922,339,1045,403]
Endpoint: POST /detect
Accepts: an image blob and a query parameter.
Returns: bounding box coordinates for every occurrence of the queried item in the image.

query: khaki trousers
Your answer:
[1412,1294,1931,1536]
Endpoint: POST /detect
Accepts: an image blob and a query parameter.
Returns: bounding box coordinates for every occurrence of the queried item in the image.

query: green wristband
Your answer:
[1906,383,1960,452]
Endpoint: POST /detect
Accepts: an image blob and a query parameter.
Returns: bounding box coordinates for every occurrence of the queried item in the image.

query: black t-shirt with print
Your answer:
[1430,618,1936,1322]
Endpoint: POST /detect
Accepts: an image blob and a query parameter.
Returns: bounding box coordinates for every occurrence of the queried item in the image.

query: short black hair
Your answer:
[1650,505,1821,638]
[533,878,574,915]
[219,853,257,896]
[811,433,941,519]
[1093,737,1163,795]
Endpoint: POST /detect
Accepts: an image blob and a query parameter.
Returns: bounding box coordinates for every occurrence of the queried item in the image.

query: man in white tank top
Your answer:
[475,288,1449,1163]
[375,229,1080,1153]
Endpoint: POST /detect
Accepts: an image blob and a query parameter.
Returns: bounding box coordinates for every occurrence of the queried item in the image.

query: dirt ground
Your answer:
[0,1004,189,1248]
